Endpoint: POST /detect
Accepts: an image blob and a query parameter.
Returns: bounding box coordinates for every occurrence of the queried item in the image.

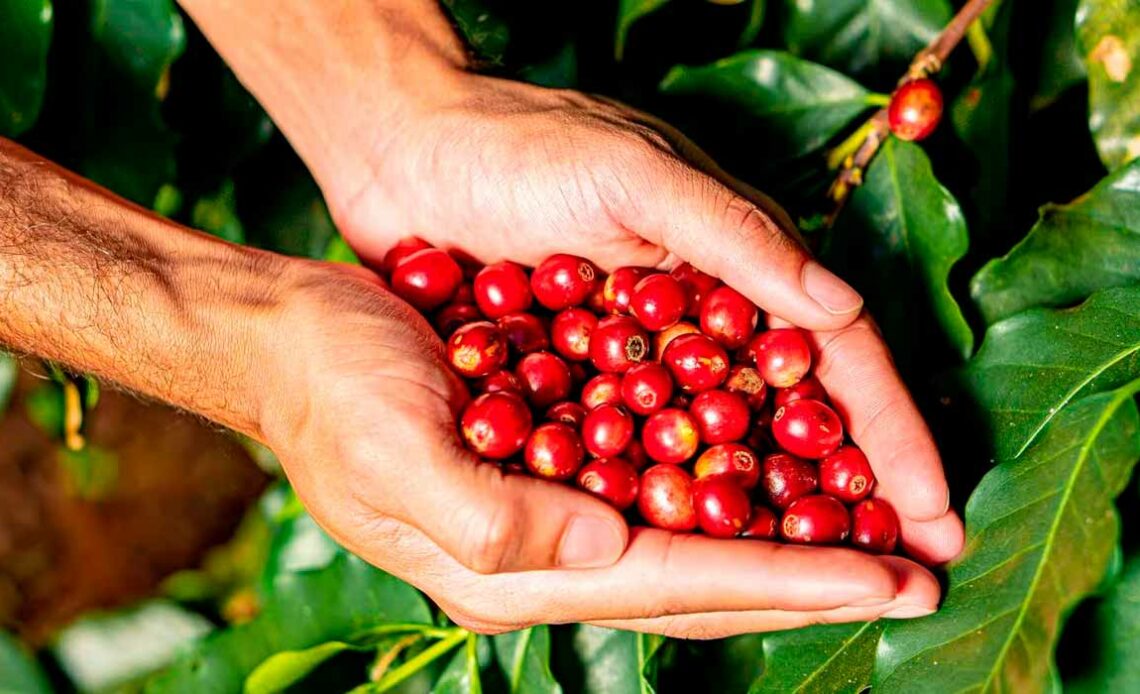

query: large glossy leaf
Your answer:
[1066,554,1140,692]
[0,631,51,694]
[567,627,663,694]
[493,627,562,694]
[441,0,509,64]
[659,50,875,160]
[749,621,883,693]
[959,286,1140,459]
[0,0,52,136]
[874,380,1140,693]
[971,160,1140,325]
[1034,0,1087,108]
[434,635,484,694]
[243,641,354,694]
[615,0,670,59]
[1077,0,1140,169]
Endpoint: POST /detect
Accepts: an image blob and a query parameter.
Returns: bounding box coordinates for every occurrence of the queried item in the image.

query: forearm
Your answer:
[0,138,279,439]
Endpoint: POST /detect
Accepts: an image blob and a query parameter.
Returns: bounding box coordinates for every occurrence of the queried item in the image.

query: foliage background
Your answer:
[2,0,1140,692]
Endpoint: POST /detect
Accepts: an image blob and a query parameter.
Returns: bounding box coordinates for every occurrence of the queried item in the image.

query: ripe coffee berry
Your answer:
[695,443,761,489]
[474,262,533,318]
[435,303,482,336]
[851,499,900,554]
[670,263,720,316]
[551,308,597,361]
[452,283,475,305]
[781,495,851,544]
[531,254,597,309]
[382,236,432,274]
[524,422,585,481]
[662,333,730,392]
[762,452,819,509]
[700,286,758,349]
[637,464,697,531]
[624,438,649,470]
[590,316,650,373]
[479,369,524,396]
[603,267,650,314]
[642,408,700,464]
[460,392,533,459]
[515,352,573,407]
[582,404,635,458]
[724,365,768,410]
[888,78,943,142]
[390,248,463,310]
[577,457,639,510]
[689,389,750,444]
[447,321,508,378]
[654,322,700,360]
[620,363,674,415]
[581,373,624,410]
[586,276,608,314]
[774,375,827,408]
[748,328,811,388]
[545,401,587,428]
[497,313,550,354]
[772,399,844,459]
[630,273,687,331]
[740,505,779,539]
[692,477,752,538]
[819,446,875,503]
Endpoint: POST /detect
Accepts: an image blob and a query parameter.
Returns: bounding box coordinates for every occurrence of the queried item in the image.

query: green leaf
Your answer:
[493,627,562,694]
[659,50,874,160]
[971,159,1140,325]
[959,286,1140,459]
[324,235,362,265]
[874,380,1140,693]
[433,634,483,694]
[749,621,883,693]
[826,138,973,360]
[616,0,671,59]
[0,631,51,694]
[1077,0,1140,169]
[24,384,63,437]
[567,626,664,694]
[739,0,766,47]
[0,0,52,136]
[1066,553,1140,692]
[244,641,353,694]
[0,352,17,414]
[191,180,245,244]
[442,0,509,64]
[1033,0,1087,108]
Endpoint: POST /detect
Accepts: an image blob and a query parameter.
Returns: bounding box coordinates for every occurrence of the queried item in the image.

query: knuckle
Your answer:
[457,501,518,574]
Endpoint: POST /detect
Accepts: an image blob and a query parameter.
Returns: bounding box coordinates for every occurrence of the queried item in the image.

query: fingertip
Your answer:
[878,555,941,616]
[899,510,965,566]
[557,511,629,568]
[801,261,864,321]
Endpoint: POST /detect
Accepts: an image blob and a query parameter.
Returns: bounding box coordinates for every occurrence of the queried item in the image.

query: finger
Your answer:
[896,509,965,566]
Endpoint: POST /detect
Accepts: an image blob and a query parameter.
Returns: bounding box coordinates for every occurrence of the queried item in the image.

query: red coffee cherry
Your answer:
[642,408,701,464]
[630,273,687,331]
[724,365,768,410]
[435,303,482,337]
[662,333,730,392]
[693,477,752,538]
[582,404,635,458]
[590,316,650,373]
[774,375,827,408]
[577,457,639,510]
[740,505,779,539]
[531,254,597,309]
[390,248,463,310]
[851,498,900,554]
[620,363,674,416]
[497,312,550,354]
[700,286,758,349]
[381,236,432,274]
[551,308,597,361]
[637,464,697,531]
[761,452,819,509]
[694,443,761,489]
[819,446,875,503]
[515,352,573,407]
[545,400,588,428]
[653,322,701,361]
[452,282,476,305]
[447,321,508,378]
[772,399,844,459]
[747,328,812,388]
[624,438,650,470]
[888,78,943,142]
[780,495,851,544]
[603,267,650,314]
[689,389,751,444]
[524,422,585,481]
[478,369,524,396]
[474,261,533,318]
[460,392,533,459]
[586,275,609,314]
[670,262,720,316]
[581,373,624,410]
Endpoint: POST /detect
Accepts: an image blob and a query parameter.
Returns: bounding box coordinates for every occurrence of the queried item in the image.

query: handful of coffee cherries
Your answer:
[382,239,899,555]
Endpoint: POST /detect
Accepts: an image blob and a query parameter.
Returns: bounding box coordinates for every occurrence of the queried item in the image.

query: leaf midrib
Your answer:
[509,628,533,692]
[791,622,876,694]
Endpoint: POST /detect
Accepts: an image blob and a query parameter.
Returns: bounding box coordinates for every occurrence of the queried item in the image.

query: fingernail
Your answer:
[802,261,863,315]
[558,516,625,568]
[882,604,936,619]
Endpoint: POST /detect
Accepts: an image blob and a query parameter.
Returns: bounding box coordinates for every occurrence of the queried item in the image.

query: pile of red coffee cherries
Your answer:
[382,239,899,554]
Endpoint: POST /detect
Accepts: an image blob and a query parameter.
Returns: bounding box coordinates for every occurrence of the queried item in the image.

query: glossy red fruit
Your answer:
[694,443,761,489]
[661,333,730,392]
[551,308,597,362]
[460,392,533,459]
[478,369,524,395]
[689,390,751,444]
[390,248,463,310]
[497,312,550,354]
[724,365,768,410]
[582,404,635,458]
[851,499,900,554]
[761,452,819,509]
[781,495,850,544]
[603,267,650,314]
[774,375,827,408]
[642,408,700,464]
[624,438,650,470]
[630,273,687,331]
[524,422,585,481]
[747,328,812,388]
[577,457,639,510]
[531,254,598,309]
[381,236,432,274]
[819,446,875,503]
[653,322,700,360]
[692,477,752,538]
[637,464,697,531]
[888,78,943,142]
[587,274,608,313]
[515,352,573,407]
[740,505,779,539]
[447,321,508,378]
[545,400,588,428]
[581,373,624,410]
[435,303,482,336]
[670,263,720,316]
[700,286,758,349]
[452,282,476,305]
[620,363,674,416]
[473,262,533,318]
[590,316,650,373]
[772,399,844,459]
